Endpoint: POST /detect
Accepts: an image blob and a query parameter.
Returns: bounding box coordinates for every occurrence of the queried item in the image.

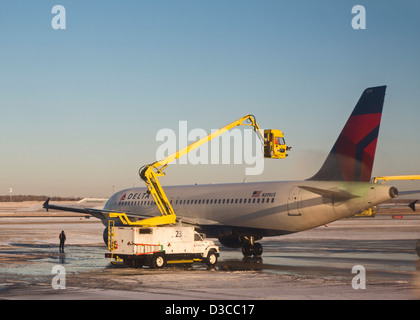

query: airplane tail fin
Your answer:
[308,86,387,182]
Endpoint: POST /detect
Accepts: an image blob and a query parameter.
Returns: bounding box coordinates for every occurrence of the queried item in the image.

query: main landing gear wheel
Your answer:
[242,243,263,257]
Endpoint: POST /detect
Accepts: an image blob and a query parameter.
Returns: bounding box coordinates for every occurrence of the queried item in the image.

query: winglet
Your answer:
[43,198,51,212]
[409,200,418,212]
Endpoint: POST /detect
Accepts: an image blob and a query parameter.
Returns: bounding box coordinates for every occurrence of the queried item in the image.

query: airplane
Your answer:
[44,85,399,257]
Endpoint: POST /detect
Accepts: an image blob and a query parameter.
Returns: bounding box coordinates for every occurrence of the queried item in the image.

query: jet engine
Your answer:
[103,227,108,246]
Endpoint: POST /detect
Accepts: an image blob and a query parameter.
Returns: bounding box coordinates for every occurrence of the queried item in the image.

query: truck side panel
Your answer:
[113,227,135,255]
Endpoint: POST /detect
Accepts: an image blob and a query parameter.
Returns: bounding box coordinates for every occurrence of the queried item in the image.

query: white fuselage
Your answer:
[103,180,395,237]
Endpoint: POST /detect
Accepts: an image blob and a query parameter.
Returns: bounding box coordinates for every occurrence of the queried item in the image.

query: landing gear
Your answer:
[218,234,264,257]
[254,243,263,256]
[241,236,263,257]
[242,243,263,257]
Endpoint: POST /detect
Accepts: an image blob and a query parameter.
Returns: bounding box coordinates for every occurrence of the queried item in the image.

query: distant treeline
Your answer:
[0,195,82,202]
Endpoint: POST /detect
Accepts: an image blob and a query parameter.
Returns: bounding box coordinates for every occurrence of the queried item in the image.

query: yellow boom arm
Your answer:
[371,175,420,184]
[138,114,289,226]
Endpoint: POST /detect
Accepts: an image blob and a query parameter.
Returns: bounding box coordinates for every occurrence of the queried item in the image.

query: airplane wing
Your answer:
[42,198,213,225]
[42,198,154,221]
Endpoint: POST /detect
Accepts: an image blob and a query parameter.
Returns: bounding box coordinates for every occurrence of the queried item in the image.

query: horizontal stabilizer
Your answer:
[298,186,360,200]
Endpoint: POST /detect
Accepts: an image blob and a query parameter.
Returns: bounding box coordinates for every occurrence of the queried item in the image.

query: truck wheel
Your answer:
[151,253,166,269]
[206,250,218,267]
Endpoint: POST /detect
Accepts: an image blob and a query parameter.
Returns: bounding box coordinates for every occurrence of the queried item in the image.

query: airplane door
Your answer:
[287,187,302,216]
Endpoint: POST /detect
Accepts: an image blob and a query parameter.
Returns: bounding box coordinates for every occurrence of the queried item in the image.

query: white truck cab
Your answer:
[105,226,219,268]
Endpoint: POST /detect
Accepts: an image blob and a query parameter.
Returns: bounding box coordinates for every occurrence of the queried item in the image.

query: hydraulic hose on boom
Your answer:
[138,114,290,226]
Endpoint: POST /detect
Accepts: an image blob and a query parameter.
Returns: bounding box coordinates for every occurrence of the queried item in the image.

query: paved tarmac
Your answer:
[0,202,419,300]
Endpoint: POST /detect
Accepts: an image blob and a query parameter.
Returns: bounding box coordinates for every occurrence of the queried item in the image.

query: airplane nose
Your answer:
[389,187,398,198]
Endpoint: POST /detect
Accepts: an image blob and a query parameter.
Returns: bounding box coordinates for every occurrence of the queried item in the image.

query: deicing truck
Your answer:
[105,225,219,268]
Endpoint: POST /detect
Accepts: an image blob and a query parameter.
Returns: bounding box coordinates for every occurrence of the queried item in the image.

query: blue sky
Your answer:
[0,1,419,197]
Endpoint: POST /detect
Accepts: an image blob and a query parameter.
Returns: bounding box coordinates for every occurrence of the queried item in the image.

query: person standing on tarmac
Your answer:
[59,230,66,253]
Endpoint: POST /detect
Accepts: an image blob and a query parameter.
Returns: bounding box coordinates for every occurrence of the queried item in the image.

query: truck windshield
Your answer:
[194,233,204,241]
[275,137,285,145]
